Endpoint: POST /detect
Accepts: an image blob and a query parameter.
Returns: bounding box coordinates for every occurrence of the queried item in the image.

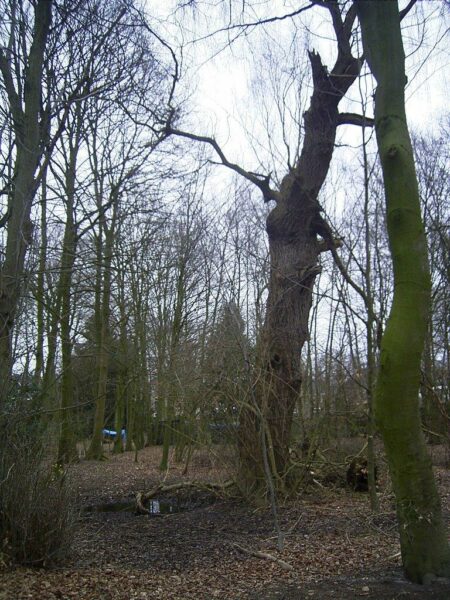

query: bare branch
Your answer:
[192,3,315,44]
[337,112,374,127]
[0,50,23,129]
[132,11,180,113]
[329,244,380,328]
[399,0,418,21]
[231,543,295,572]
[0,207,11,228]
[166,127,280,202]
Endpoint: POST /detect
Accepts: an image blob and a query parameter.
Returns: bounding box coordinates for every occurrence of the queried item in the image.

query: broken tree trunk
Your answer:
[237,4,362,499]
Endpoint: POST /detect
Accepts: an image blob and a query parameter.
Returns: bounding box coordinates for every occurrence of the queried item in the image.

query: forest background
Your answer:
[0,0,449,590]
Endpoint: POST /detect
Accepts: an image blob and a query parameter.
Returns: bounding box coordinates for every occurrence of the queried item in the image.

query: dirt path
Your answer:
[1,446,449,599]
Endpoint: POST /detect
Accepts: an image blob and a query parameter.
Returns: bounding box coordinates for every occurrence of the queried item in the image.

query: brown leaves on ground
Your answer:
[1,445,449,600]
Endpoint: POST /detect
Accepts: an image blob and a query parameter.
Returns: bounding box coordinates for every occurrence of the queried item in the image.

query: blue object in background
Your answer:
[102,428,126,442]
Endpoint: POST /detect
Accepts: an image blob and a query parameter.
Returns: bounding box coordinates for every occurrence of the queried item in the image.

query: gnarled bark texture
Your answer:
[356,0,450,583]
[237,4,361,497]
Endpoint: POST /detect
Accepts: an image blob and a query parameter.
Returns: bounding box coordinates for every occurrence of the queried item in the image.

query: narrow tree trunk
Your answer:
[87,225,114,460]
[34,172,48,384]
[57,106,84,464]
[0,0,53,403]
[356,0,450,583]
[362,116,379,512]
[113,305,128,454]
[159,257,187,471]
[113,377,126,454]
[56,230,78,463]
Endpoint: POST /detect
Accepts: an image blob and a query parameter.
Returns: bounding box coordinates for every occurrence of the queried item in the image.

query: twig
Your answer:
[231,542,295,572]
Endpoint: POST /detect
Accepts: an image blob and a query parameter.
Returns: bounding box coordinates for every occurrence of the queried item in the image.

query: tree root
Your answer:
[231,542,295,571]
[135,479,235,515]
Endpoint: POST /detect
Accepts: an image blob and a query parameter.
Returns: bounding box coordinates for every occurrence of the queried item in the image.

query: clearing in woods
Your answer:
[1,444,449,599]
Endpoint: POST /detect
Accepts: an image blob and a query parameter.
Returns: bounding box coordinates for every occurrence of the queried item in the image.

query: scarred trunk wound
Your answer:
[237,18,361,497]
[238,190,327,496]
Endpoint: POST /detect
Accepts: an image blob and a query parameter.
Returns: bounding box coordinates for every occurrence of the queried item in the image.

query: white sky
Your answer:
[144,0,449,350]
[147,0,449,176]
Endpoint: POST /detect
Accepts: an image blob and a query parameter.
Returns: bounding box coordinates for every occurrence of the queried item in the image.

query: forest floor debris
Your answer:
[1,444,449,599]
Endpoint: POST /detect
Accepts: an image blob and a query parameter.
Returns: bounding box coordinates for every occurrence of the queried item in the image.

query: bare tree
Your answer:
[168,1,367,497]
[0,0,53,402]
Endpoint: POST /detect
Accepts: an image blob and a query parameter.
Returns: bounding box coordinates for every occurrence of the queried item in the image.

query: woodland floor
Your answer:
[1,442,450,600]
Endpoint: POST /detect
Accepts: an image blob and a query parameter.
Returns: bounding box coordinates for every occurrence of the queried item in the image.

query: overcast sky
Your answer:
[148,2,448,134]
[145,0,449,210]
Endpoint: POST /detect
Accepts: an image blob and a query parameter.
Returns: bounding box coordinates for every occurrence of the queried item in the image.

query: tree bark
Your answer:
[238,5,361,497]
[57,111,83,465]
[356,0,450,583]
[0,0,53,402]
[87,216,116,460]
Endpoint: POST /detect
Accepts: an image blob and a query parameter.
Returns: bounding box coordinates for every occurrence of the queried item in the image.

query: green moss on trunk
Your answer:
[356,0,450,583]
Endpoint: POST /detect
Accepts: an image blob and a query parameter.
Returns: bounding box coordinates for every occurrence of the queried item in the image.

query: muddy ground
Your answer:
[1,443,449,599]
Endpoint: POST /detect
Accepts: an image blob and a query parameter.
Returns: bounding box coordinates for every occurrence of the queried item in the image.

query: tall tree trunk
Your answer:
[238,5,361,497]
[87,224,115,460]
[160,260,187,471]
[34,172,48,385]
[57,240,78,464]
[356,0,450,583]
[57,118,82,464]
[0,0,53,403]
[113,294,128,454]
[362,118,379,512]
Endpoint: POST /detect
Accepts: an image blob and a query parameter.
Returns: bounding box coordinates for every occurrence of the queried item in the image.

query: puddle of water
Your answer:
[84,494,216,516]
[84,501,134,513]
[148,499,179,515]
[84,498,195,516]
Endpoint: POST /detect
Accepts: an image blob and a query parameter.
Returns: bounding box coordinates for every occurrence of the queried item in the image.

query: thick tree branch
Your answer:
[343,3,358,39]
[0,207,11,228]
[399,0,418,21]
[312,0,357,57]
[337,112,374,127]
[136,480,234,514]
[0,51,23,129]
[166,127,280,202]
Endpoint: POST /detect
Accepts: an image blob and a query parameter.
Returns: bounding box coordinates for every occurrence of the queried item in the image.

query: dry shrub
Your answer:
[0,408,76,568]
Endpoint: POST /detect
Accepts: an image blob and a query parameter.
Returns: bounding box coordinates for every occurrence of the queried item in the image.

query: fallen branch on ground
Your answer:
[135,479,235,514]
[231,542,295,571]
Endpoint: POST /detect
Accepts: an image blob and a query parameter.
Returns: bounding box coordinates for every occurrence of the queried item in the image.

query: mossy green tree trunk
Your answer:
[355,0,450,583]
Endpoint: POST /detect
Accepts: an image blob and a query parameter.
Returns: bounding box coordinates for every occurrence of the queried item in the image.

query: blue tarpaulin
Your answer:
[102,428,126,441]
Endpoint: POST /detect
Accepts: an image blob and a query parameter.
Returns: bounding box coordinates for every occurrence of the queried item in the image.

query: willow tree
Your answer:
[355,0,450,584]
